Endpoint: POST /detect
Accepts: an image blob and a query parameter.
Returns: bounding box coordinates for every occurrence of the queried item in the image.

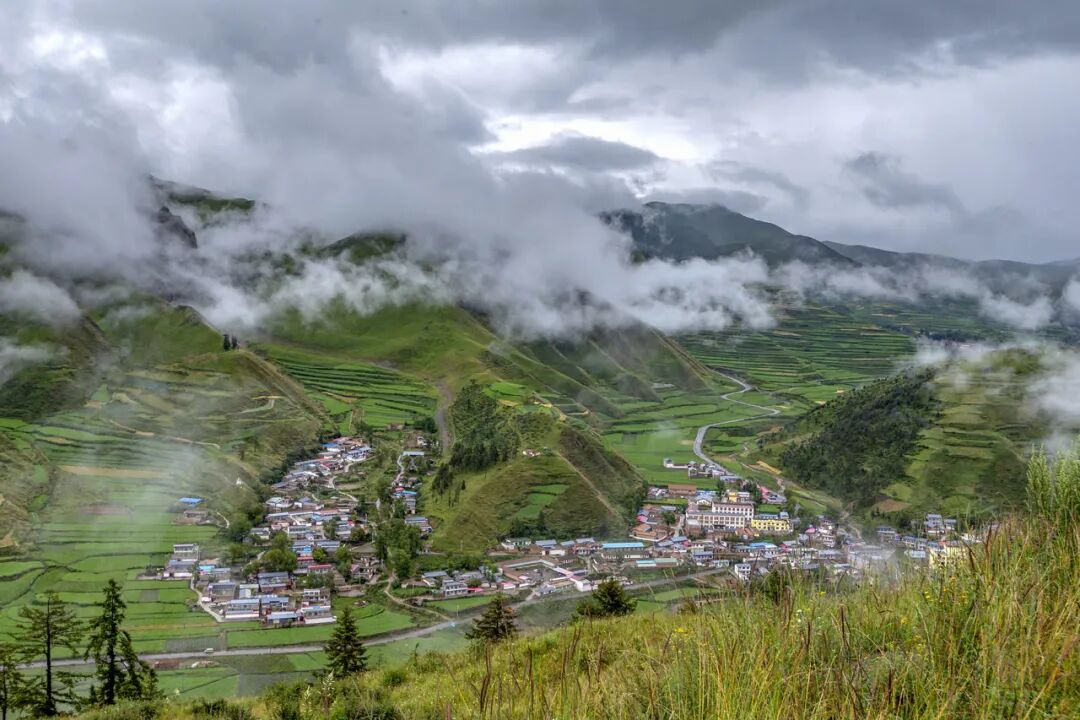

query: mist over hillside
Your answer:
[3,3,1080,716]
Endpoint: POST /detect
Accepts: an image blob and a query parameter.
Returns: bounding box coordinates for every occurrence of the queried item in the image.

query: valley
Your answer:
[1,194,1077,707]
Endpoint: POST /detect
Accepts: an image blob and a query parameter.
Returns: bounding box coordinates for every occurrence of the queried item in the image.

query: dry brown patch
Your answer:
[873,499,911,513]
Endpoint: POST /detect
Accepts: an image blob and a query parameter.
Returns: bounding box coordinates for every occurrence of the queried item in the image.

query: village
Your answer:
[152,437,978,632]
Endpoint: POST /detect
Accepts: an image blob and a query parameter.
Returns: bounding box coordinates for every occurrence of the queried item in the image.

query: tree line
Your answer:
[0,581,158,718]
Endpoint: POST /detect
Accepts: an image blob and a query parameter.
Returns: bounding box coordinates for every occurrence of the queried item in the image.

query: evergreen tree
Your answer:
[16,592,83,717]
[85,580,158,706]
[222,334,232,351]
[0,643,25,720]
[465,594,517,643]
[576,579,636,619]
[324,606,368,676]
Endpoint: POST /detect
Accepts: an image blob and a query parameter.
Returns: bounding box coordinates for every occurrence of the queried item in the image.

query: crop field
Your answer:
[677,302,914,401]
[260,344,438,428]
[513,483,569,520]
[603,385,787,484]
[428,595,494,613]
[0,345,331,653]
[891,370,1029,518]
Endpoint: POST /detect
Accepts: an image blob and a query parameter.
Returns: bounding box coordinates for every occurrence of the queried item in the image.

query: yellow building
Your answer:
[751,514,792,534]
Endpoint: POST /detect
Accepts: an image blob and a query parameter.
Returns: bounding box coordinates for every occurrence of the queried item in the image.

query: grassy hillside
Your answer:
[425,422,643,551]
[766,371,940,506]
[91,510,1080,719]
[0,299,332,654]
[751,351,1062,524]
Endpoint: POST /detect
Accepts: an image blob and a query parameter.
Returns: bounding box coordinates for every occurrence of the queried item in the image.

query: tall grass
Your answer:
[131,514,1077,719]
[347,514,1077,719]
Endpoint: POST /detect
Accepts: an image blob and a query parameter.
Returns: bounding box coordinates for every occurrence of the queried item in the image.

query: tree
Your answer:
[84,580,158,706]
[465,594,517,644]
[0,643,26,720]
[576,579,636,619]
[16,593,83,717]
[262,531,298,573]
[335,545,353,577]
[261,548,298,573]
[324,606,368,676]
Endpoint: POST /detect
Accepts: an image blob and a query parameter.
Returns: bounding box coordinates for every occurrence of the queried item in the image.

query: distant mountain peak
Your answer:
[601,201,856,267]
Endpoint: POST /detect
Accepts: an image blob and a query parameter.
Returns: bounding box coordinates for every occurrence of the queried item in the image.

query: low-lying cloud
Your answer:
[775,261,1059,330]
[0,338,57,384]
[0,269,81,325]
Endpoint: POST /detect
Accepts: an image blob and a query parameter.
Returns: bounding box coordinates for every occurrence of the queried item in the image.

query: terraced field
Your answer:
[0,335,333,652]
[678,302,914,400]
[260,345,438,429]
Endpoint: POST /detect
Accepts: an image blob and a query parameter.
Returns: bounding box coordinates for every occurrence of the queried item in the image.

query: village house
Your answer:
[298,604,335,624]
[172,543,201,562]
[442,579,469,598]
[224,598,261,620]
[751,513,793,535]
[599,541,648,560]
[685,500,754,533]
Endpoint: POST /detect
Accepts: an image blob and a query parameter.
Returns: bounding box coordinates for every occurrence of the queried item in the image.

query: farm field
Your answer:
[602,384,789,484]
[428,595,493,613]
[0,309,329,654]
[677,301,914,401]
[259,344,438,429]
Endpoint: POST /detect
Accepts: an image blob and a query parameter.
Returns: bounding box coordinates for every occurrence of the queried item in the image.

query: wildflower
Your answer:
[674,627,688,635]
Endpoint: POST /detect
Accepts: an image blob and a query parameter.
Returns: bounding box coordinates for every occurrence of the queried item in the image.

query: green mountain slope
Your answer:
[751,350,1057,523]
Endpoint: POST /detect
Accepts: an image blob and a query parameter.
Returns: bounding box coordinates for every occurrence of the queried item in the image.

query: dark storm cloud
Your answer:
[844,152,965,215]
[497,134,660,172]
[65,1,1080,78]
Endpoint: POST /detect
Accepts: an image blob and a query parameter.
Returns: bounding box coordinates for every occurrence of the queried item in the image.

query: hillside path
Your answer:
[692,372,780,466]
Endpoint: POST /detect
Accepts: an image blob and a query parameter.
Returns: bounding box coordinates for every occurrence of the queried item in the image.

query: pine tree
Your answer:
[324,606,368,676]
[465,593,517,643]
[222,334,232,351]
[16,592,83,717]
[576,578,636,619]
[85,580,157,706]
[0,643,25,720]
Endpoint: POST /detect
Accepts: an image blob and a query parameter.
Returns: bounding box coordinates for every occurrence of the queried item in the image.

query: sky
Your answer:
[1,1,1078,263]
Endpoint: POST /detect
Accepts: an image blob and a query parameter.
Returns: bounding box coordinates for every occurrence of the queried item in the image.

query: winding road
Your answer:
[692,372,780,466]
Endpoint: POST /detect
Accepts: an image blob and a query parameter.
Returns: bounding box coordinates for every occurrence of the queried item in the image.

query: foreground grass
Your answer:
[87,514,1078,719]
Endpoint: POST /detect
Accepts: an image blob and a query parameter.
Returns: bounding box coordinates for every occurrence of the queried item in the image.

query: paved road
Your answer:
[693,372,780,466]
[26,569,731,670]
